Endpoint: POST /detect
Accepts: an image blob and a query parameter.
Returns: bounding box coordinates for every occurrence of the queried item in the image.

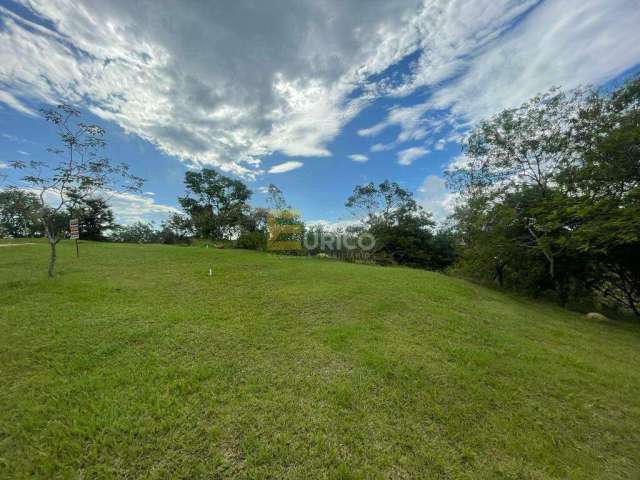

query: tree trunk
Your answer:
[494,261,506,288]
[48,238,57,278]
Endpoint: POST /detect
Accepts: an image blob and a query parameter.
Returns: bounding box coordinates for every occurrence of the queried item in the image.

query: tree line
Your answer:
[448,75,639,317]
[1,76,638,317]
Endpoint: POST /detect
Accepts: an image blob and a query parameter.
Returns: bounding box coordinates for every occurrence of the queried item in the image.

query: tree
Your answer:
[178,169,251,239]
[346,180,419,228]
[68,196,116,241]
[265,183,288,210]
[158,213,194,244]
[111,222,159,243]
[0,188,41,237]
[449,75,640,316]
[9,104,143,277]
[345,180,454,270]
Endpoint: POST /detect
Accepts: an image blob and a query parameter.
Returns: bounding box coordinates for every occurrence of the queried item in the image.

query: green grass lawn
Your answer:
[1,240,639,479]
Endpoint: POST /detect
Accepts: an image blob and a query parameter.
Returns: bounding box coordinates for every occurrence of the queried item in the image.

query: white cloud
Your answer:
[447,153,472,172]
[0,0,422,176]
[16,150,28,155]
[306,218,362,232]
[358,103,431,144]
[370,143,393,152]
[0,90,36,116]
[366,0,640,165]
[0,0,637,180]
[428,0,640,123]
[268,161,303,174]
[397,146,429,166]
[10,186,178,224]
[348,154,368,163]
[417,175,458,223]
[0,162,8,169]
[106,191,179,224]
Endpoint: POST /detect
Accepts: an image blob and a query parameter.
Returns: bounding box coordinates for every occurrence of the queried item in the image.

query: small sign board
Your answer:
[69,219,80,240]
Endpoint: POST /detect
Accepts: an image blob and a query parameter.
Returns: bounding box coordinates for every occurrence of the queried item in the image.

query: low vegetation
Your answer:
[2,240,640,477]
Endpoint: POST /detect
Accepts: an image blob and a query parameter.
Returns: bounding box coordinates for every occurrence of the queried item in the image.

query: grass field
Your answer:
[1,240,640,479]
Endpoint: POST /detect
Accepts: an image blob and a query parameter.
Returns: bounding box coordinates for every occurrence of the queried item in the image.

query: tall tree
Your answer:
[265,183,288,210]
[345,180,455,269]
[68,196,116,241]
[9,104,143,276]
[449,76,640,316]
[346,180,419,228]
[178,168,251,239]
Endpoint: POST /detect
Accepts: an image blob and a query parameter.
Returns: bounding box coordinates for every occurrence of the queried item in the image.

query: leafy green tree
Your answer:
[0,188,41,237]
[158,213,194,244]
[178,169,251,239]
[449,75,640,316]
[346,180,419,228]
[67,196,116,241]
[111,222,159,243]
[346,180,455,270]
[9,104,143,276]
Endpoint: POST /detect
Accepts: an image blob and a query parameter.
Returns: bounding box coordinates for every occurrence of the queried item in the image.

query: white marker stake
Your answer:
[209,266,213,276]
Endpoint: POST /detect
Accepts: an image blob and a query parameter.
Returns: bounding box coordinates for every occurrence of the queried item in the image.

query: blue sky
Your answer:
[1,0,639,226]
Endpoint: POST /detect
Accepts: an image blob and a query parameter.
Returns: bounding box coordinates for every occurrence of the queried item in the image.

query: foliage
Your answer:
[111,222,159,244]
[0,188,41,238]
[236,230,267,250]
[178,169,251,240]
[158,213,194,244]
[8,104,143,276]
[449,75,640,316]
[67,196,116,241]
[346,180,456,270]
[265,183,288,210]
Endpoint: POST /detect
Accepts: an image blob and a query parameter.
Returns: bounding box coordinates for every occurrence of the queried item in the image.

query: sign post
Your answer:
[69,219,80,258]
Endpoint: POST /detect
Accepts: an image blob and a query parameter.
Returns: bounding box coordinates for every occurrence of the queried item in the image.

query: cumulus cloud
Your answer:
[0,0,637,180]
[397,146,429,166]
[348,154,368,163]
[0,0,421,176]
[106,191,179,224]
[363,0,640,165]
[0,0,567,177]
[370,143,394,152]
[12,186,178,224]
[417,175,458,223]
[268,161,303,174]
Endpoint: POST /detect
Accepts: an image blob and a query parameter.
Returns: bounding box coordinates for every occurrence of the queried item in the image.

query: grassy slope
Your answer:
[1,241,639,479]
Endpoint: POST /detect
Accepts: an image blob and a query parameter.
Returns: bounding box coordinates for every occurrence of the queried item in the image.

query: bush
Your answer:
[236,231,266,250]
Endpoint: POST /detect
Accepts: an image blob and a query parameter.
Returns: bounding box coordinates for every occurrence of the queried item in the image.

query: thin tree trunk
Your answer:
[495,261,506,288]
[48,238,57,278]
